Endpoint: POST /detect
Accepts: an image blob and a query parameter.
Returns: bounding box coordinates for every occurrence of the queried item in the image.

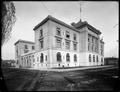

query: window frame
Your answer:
[73,43,77,50]
[74,54,77,62]
[46,55,47,61]
[24,45,28,49]
[57,52,62,62]
[56,37,62,48]
[66,31,70,39]
[66,53,70,62]
[56,27,61,36]
[73,33,77,41]
[65,40,70,50]
[40,29,43,37]
[40,39,43,49]
[32,46,34,50]
[40,53,44,63]
[93,55,95,62]
[89,54,91,62]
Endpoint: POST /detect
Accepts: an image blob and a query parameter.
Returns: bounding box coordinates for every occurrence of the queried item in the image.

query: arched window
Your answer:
[101,58,103,62]
[93,55,95,62]
[57,52,61,62]
[46,55,47,61]
[96,56,98,62]
[23,57,25,66]
[101,58,103,65]
[40,53,44,63]
[74,54,77,62]
[37,57,39,62]
[89,54,91,62]
[29,56,31,61]
[26,56,29,67]
[66,53,70,62]
[17,60,19,64]
[29,56,31,66]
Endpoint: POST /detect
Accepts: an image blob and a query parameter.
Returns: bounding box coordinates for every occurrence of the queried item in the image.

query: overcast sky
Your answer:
[1,1,118,60]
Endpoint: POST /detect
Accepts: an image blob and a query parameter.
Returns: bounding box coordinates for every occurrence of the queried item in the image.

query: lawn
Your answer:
[1,66,119,91]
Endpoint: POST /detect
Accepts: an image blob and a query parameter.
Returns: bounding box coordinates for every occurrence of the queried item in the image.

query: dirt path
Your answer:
[16,71,48,91]
[16,71,38,91]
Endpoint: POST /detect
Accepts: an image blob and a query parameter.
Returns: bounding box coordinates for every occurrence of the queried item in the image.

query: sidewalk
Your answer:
[26,65,117,72]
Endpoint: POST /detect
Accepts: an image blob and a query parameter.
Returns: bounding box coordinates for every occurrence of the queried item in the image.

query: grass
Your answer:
[1,66,119,91]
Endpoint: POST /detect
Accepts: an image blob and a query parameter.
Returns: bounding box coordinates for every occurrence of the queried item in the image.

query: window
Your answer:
[58,64,60,67]
[88,37,90,42]
[66,53,70,62]
[40,53,44,63]
[88,34,91,51]
[46,55,47,61]
[17,60,19,64]
[29,56,31,61]
[24,45,28,49]
[92,36,94,51]
[88,34,91,42]
[101,44,104,55]
[93,55,95,62]
[95,38,98,52]
[23,57,25,64]
[96,56,98,62]
[73,34,76,41]
[57,52,61,62]
[88,42,90,51]
[37,57,39,62]
[89,54,91,62]
[16,47,18,56]
[26,57,29,66]
[21,57,23,61]
[66,31,70,39]
[101,58,103,62]
[32,46,34,50]
[24,49,29,53]
[92,36,94,43]
[40,40,43,49]
[65,41,70,50]
[73,43,77,50]
[56,27,61,36]
[74,54,77,62]
[32,55,35,62]
[40,29,43,37]
[33,58,35,62]
[56,38,62,48]
[24,45,29,53]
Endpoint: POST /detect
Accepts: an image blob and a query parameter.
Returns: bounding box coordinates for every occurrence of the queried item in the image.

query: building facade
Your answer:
[14,39,35,68]
[15,15,104,69]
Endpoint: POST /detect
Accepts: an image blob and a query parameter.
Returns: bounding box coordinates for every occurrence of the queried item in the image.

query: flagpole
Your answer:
[80,2,82,21]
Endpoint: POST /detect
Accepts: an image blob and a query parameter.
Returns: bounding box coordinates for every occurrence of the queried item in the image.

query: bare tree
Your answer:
[1,1,16,46]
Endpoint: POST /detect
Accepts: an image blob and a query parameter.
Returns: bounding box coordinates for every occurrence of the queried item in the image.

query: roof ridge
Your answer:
[33,15,80,32]
[14,39,35,45]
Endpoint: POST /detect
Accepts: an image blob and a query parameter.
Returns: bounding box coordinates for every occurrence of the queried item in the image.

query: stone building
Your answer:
[14,15,104,69]
[14,39,35,68]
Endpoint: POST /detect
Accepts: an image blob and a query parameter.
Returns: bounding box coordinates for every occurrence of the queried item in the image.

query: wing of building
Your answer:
[14,15,104,69]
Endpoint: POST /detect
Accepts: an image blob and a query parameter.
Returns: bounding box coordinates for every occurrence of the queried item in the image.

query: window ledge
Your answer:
[55,35,62,39]
[72,40,78,43]
[65,38,71,41]
[39,37,44,40]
